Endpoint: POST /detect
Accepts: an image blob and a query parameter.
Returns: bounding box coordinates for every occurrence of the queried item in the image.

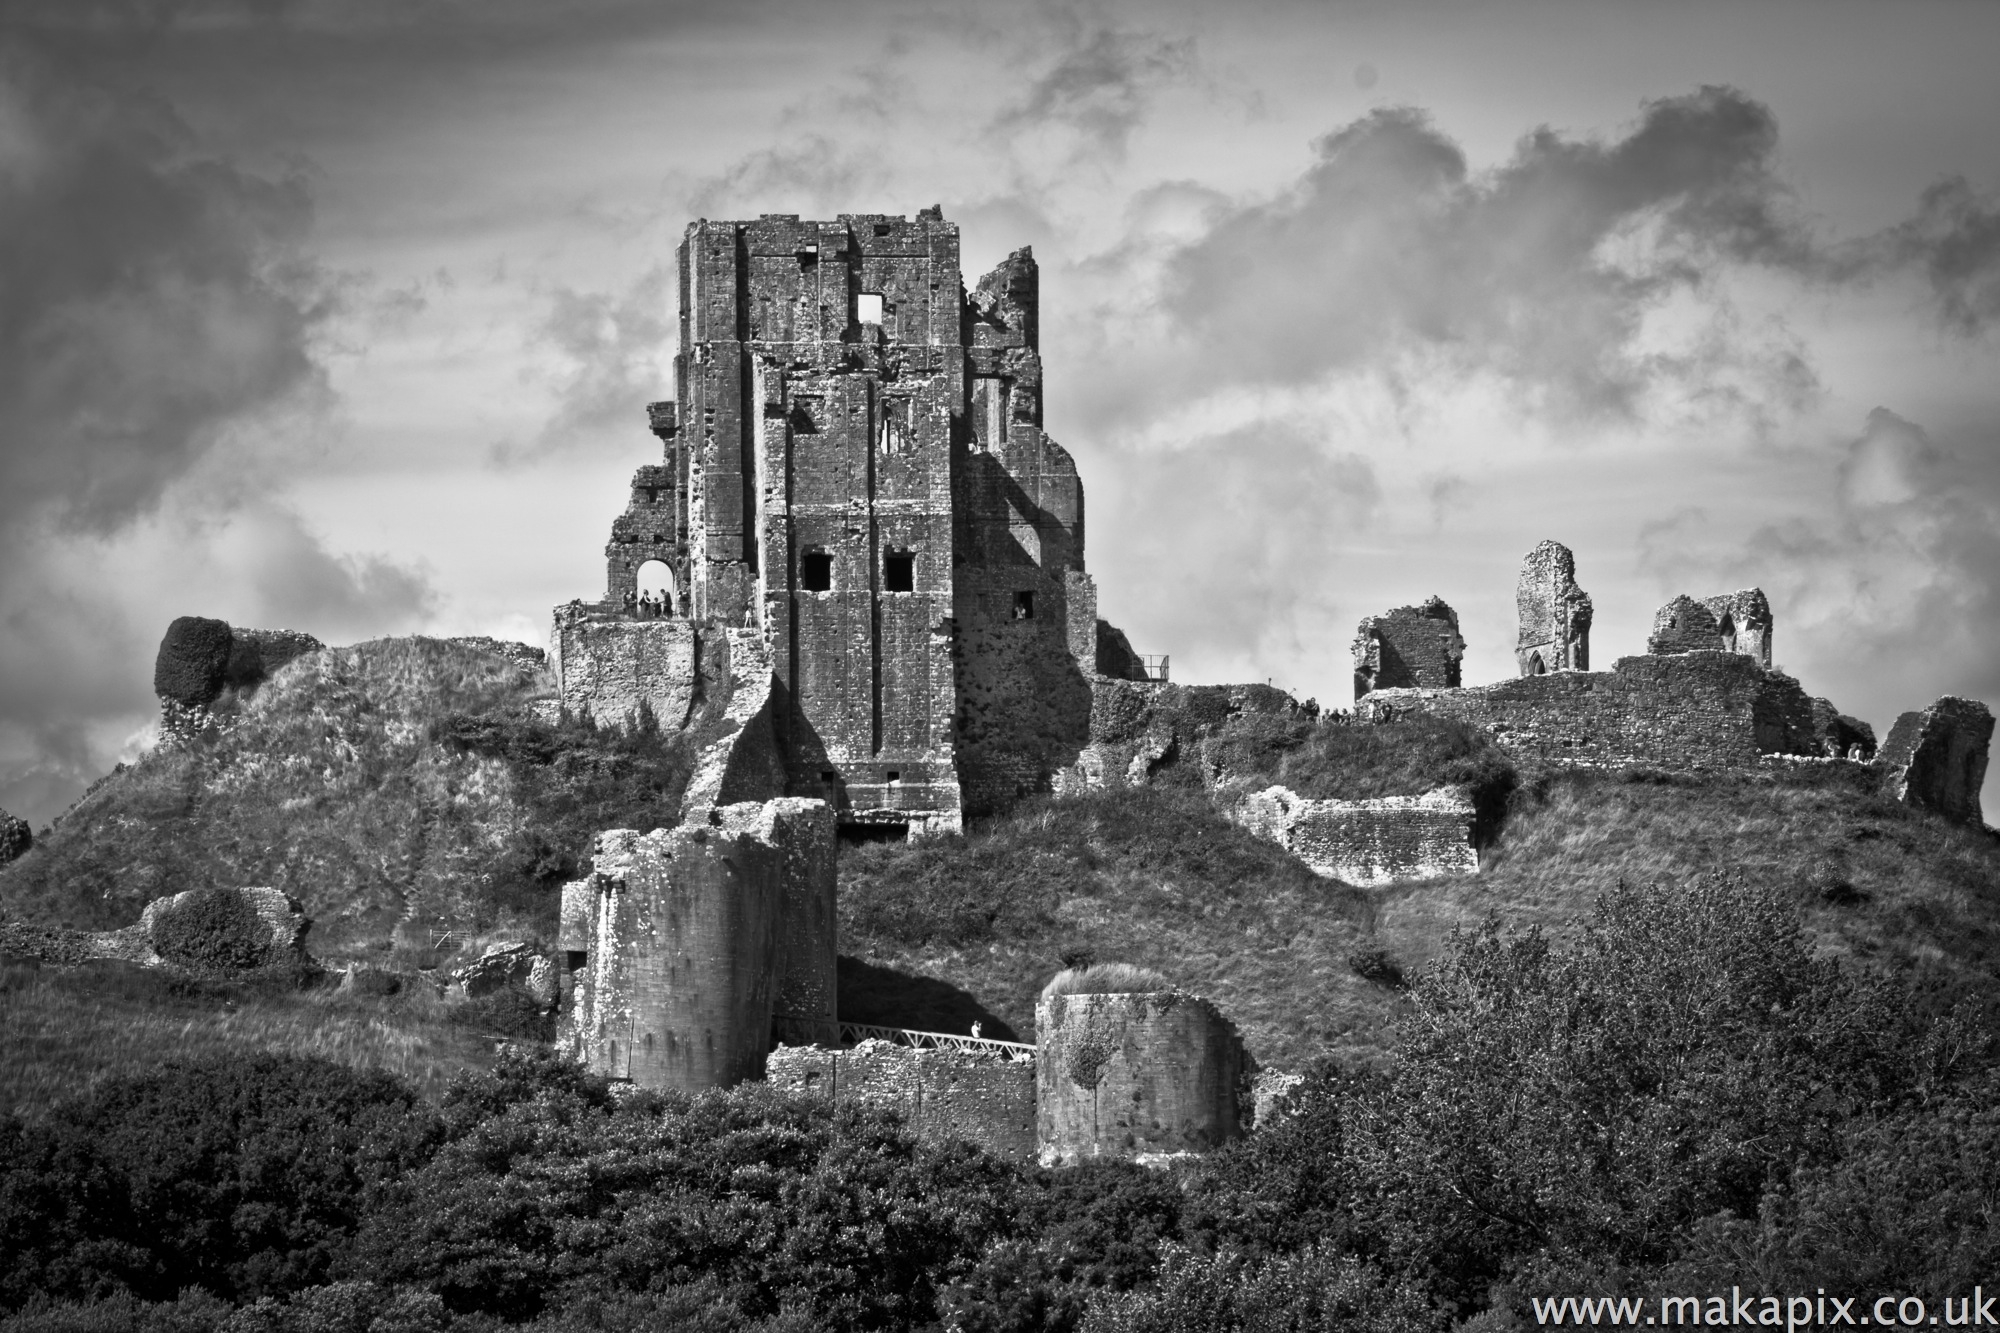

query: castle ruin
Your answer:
[1352,597,1464,700]
[1515,540,1592,675]
[555,211,1110,837]
[1647,588,1774,667]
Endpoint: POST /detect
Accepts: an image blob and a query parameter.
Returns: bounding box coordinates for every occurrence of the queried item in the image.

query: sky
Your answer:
[2,0,1997,828]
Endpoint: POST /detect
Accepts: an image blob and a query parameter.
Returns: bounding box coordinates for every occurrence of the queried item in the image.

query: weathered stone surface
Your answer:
[0,807,30,866]
[1250,1068,1304,1131]
[1353,596,1464,700]
[767,1039,1037,1163]
[549,606,697,731]
[1095,619,1150,681]
[1516,540,1591,675]
[446,636,547,673]
[1810,698,1877,760]
[1360,652,1819,770]
[1232,784,1477,886]
[1035,989,1249,1167]
[1056,677,1306,796]
[450,941,558,1009]
[562,797,837,1093]
[1876,696,1993,826]
[1648,589,1774,667]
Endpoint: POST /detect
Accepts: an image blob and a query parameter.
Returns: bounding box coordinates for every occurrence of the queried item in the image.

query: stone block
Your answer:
[1233,784,1477,886]
[549,605,698,732]
[1876,696,1993,826]
[1035,989,1249,1167]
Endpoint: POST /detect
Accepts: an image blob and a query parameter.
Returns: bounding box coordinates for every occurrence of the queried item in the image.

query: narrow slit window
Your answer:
[857,293,884,325]
[1013,590,1034,620]
[801,549,833,592]
[884,550,914,592]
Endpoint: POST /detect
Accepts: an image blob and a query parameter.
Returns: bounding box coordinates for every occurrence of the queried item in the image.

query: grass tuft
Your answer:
[1041,962,1171,997]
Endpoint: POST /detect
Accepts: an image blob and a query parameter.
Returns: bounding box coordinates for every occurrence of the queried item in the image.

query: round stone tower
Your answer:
[1034,988,1248,1167]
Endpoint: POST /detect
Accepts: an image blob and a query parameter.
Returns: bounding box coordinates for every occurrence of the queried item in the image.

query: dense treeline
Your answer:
[5,878,1998,1331]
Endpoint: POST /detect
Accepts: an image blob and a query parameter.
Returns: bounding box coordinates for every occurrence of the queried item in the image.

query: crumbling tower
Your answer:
[1352,597,1465,700]
[1515,540,1592,675]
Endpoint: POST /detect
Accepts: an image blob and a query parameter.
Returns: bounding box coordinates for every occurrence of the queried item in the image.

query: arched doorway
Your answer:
[1526,651,1546,676]
[636,559,675,617]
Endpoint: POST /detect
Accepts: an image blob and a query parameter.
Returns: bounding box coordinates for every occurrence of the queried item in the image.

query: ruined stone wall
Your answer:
[563,798,836,1092]
[765,1040,1038,1163]
[0,806,29,866]
[676,213,963,832]
[1648,588,1775,667]
[1810,698,1877,760]
[549,605,699,731]
[1359,652,1819,770]
[1515,540,1592,675]
[1056,677,1304,794]
[1353,597,1464,700]
[1877,696,1993,826]
[1036,990,1249,1167]
[953,247,1094,814]
[1230,785,1478,885]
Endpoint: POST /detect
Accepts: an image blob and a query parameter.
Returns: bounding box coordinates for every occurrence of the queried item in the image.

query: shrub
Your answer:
[1042,964,1171,997]
[1078,1245,1441,1333]
[149,888,274,972]
[1345,948,1405,989]
[152,617,234,708]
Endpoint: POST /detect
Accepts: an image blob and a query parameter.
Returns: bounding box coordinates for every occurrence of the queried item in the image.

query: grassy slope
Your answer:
[0,637,692,961]
[840,738,2000,1071]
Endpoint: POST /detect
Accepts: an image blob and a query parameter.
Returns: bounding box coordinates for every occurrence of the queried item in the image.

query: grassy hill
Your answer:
[4,634,1994,1099]
[0,637,693,961]
[838,748,2000,1071]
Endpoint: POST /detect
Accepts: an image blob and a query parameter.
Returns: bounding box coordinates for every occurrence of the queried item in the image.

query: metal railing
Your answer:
[771,1013,1033,1056]
[1139,654,1170,683]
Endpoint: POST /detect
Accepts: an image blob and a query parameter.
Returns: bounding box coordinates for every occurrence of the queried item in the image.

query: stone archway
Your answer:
[636,559,675,616]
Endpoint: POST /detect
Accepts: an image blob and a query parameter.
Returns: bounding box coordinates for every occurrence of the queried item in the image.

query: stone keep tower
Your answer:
[1515,540,1592,675]
[582,211,1098,832]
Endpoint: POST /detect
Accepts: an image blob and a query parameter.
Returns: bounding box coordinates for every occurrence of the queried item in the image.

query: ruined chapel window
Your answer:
[857,293,884,325]
[884,549,915,593]
[801,549,833,592]
[1013,590,1035,620]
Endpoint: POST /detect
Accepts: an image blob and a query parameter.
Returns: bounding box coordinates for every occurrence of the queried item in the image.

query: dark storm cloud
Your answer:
[1155,87,1813,420]
[0,35,325,533]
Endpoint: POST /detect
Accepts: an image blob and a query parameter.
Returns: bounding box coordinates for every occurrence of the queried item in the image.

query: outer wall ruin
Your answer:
[1036,990,1249,1167]
[1231,786,1478,886]
[765,1041,1038,1163]
[1515,540,1592,675]
[1877,696,1995,826]
[1360,651,1820,770]
[1352,597,1464,700]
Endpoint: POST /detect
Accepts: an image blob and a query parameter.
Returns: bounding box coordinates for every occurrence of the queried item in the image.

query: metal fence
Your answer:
[771,1013,1033,1056]
[1139,654,1170,682]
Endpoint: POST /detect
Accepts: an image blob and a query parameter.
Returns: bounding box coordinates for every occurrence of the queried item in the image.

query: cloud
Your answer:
[0,35,328,535]
[501,265,672,461]
[990,22,1197,164]
[1879,176,2000,336]
[1148,86,1816,424]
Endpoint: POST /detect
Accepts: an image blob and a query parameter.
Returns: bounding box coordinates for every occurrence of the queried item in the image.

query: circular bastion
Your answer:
[1034,988,1249,1167]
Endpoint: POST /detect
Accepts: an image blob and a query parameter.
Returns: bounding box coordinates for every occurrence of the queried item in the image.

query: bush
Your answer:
[152,616,234,708]
[1344,948,1404,989]
[1079,1245,1441,1333]
[149,888,275,972]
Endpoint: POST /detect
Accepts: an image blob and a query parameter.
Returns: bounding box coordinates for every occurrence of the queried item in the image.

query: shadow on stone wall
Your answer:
[836,955,1021,1041]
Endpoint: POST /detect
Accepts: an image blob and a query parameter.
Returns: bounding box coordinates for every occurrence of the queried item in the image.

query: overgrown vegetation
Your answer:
[0,639,694,960]
[6,881,1999,1330]
[148,887,275,972]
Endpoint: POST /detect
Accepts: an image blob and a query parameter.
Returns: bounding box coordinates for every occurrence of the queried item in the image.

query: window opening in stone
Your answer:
[635,560,674,617]
[857,293,884,324]
[643,486,658,504]
[885,770,901,782]
[872,223,892,236]
[1013,590,1034,620]
[1717,612,1736,651]
[820,769,837,783]
[1527,651,1546,675]
[884,549,914,592]
[801,549,833,592]
[838,821,909,845]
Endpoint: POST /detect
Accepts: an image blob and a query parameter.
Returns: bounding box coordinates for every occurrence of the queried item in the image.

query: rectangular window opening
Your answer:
[1013,590,1035,620]
[857,293,884,325]
[820,770,837,783]
[885,770,901,783]
[872,223,892,237]
[884,550,915,592]
[801,549,833,592]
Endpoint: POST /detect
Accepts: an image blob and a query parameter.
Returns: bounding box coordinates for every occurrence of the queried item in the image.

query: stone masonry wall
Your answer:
[1230,785,1477,886]
[549,604,699,731]
[765,1040,1038,1163]
[1516,540,1592,675]
[1358,652,1819,770]
[1353,596,1464,700]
